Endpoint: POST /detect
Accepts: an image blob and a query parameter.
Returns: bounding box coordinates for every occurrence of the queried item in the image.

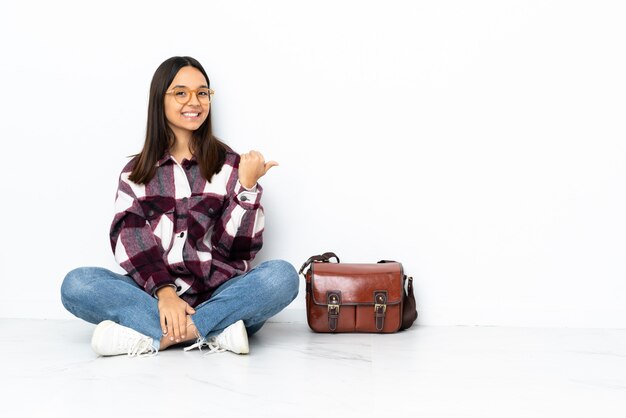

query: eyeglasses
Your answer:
[165,87,214,105]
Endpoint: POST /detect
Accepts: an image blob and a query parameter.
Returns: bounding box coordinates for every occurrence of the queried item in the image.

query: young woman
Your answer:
[61,56,299,357]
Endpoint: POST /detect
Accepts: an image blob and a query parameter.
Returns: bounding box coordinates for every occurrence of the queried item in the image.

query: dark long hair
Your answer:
[129,56,227,184]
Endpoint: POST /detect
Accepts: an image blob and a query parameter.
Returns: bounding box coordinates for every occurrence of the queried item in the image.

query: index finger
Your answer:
[160,312,167,336]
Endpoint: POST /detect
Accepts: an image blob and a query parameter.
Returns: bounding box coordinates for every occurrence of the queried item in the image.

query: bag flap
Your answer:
[310,262,403,305]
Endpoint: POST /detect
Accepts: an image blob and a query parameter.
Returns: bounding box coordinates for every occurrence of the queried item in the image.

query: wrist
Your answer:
[239,178,257,190]
[155,285,177,299]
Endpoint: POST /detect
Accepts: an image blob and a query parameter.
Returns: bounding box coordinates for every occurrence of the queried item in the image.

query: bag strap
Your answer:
[298,252,340,275]
[378,259,418,329]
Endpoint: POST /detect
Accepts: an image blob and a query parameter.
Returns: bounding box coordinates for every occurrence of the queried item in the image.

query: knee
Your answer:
[258,259,300,300]
[60,267,98,306]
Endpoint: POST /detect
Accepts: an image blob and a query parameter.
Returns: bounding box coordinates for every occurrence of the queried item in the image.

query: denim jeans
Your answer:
[61,260,299,351]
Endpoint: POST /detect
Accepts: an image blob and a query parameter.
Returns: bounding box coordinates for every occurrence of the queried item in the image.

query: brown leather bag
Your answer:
[299,252,418,333]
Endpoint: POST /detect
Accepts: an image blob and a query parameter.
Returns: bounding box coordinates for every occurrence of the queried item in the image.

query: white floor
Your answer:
[2,319,626,418]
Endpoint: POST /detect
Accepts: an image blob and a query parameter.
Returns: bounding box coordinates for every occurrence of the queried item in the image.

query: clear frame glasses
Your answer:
[165,87,214,105]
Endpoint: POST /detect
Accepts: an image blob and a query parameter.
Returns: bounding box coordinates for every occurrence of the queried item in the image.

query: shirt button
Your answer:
[240,195,248,202]
[179,232,185,238]
[147,210,154,216]
[182,197,188,203]
[176,266,184,272]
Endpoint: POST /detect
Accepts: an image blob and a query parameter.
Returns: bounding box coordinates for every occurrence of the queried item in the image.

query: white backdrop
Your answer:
[1,0,625,328]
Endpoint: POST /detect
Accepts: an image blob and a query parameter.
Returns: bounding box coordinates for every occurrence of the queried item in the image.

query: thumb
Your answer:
[186,304,196,314]
[264,161,279,174]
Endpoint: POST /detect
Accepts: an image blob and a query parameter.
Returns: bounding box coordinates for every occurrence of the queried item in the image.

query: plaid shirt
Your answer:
[110,150,264,307]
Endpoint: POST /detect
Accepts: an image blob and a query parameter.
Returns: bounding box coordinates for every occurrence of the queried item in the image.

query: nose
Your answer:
[187,91,201,106]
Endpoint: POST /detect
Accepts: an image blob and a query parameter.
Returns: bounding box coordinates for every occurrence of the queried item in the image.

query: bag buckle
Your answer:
[374,291,388,332]
[328,293,340,314]
[327,292,341,332]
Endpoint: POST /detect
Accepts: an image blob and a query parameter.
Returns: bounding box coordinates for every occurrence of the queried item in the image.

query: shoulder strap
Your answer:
[298,252,340,275]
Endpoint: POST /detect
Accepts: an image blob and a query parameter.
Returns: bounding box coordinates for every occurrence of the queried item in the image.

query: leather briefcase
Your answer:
[299,252,418,333]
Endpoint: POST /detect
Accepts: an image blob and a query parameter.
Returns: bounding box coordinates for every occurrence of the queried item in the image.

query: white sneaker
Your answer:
[184,320,249,355]
[91,320,157,357]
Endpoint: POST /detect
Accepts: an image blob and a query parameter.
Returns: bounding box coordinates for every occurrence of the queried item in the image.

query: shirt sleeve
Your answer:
[211,173,265,263]
[109,171,175,296]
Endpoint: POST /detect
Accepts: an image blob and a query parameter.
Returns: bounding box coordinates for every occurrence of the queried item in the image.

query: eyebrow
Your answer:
[172,84,209,88]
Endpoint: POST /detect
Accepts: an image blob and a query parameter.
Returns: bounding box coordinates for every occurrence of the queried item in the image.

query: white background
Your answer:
[0,0,624,328]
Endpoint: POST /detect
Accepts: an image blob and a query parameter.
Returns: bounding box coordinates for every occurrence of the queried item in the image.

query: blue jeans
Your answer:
[61,260,299,351]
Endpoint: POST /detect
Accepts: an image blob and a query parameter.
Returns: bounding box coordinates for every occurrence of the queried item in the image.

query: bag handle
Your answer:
[298,251,340,275]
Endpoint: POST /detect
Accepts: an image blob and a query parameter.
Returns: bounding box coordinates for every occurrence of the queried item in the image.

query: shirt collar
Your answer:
[155,151,198,167]
[156,152,171,167]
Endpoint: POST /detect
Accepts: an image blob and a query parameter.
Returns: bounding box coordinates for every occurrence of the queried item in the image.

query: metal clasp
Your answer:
[328,304,340,314]
[374,303,387,314]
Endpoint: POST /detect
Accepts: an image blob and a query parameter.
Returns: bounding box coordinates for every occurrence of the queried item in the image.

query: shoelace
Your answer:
[184,337,225,354]
[127,338,157,357]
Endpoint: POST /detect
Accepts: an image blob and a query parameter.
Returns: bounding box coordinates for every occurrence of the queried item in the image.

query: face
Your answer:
[164,66,211,139]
